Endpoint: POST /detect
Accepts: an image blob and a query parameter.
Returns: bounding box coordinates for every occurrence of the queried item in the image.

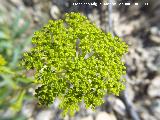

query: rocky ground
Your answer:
[0,0,160,120]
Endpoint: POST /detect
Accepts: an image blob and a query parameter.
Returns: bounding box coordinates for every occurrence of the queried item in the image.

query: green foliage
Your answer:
[0,8,33,119]
[0,9,31,68]
[0,54,32,112]
[21,12,128,116]
[0,54,6,66]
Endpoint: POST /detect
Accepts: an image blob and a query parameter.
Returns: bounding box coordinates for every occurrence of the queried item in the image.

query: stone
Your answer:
[140,112,157,120]
[22,101,35,118]
[127,84,135,102]
[148,76,160,97]
[36,110,54,120]
[113,98,126,116]
[113,12,144,37]
[80,115,93,120]
[96,112,117,120]
[10,0,23,6]
[150,99,160,120]
[150,35,160,44]
[50,5,60,19]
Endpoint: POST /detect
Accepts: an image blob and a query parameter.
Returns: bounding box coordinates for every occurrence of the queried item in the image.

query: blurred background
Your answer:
[0,0,160,120]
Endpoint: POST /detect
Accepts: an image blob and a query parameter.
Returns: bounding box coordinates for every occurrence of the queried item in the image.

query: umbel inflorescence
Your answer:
[21,12,128,116]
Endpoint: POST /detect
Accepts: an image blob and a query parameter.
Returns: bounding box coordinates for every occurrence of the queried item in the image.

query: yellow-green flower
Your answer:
[21,12,128,117]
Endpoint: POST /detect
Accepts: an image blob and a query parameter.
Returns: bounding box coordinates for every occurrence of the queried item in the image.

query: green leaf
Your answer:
[10,90,25,111]
[0,31,9,40]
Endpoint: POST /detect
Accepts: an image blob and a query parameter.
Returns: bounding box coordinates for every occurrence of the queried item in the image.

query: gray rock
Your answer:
[36,110,54,120]
[150,26,159,35]
[150,99,160,120]
[50,5,60,19]
[22,101,35,118]
[140,112,157,120]
[127,84,135,102]
[150,35,160,44]
[80,115,93,120]
[112,98,126,116]
[148,76,160,98]
[9,0,23,6]
[149,26,160,44]
[96,112,117,120]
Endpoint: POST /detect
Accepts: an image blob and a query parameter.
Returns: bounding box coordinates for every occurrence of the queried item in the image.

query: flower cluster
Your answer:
[21,12,128,116]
